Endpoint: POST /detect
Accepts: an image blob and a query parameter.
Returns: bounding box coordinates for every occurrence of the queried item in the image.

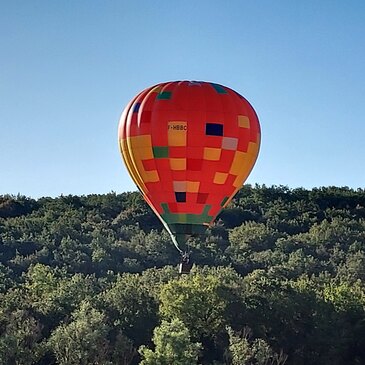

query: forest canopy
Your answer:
[1,185,365,365]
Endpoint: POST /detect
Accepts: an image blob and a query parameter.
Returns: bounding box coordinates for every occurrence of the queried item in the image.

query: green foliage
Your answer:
[0,309,45,365]
[0,195,38,218]
[159,272,228,339]
[25,263,100,324]
[48,301,110,365]
[227,327,288,365]
[139,319,201,365]
[103,273,159,345]
[1,186,365,364]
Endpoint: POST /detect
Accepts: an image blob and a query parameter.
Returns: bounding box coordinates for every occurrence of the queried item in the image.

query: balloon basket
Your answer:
[179,253,192,274]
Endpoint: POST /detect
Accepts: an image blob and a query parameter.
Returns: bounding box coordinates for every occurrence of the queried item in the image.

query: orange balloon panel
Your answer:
[118,81,260,246]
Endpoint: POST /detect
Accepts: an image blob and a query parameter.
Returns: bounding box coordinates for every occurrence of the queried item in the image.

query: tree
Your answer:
[103,273,159,345]
[139,319,201,365]
[227,327,287,365]
[0,309,45,365]
[229,222,282,253]
[159,272,228,340]
[48,301,110,365]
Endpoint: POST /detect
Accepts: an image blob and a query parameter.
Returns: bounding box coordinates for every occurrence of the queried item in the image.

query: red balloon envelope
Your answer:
[118,81,260,251]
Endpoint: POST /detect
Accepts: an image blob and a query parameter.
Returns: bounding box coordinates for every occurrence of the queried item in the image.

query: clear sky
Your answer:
[1,0,365,198]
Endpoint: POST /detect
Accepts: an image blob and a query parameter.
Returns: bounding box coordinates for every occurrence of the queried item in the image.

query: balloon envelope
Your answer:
[118,81,260,249]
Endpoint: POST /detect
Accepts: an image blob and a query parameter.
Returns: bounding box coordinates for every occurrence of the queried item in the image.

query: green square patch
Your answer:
[153,146,169,158]
[157,91,172,100]
[211,83,227,94]
[220,196,229,206]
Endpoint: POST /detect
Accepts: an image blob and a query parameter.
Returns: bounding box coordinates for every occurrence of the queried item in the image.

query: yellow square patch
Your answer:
[141,170,159,183]
[137,147,154,160]
[151,86,162,93]
[214,172,228,184]
[229,151,248,175]
[129,135,152,149]
[168,121,187,146]
[233,175,245,188]
[238,115,250,128]
[203,147,221,160]
[187,181,200,192]
[247,141,259,156]
[170,158,186,170]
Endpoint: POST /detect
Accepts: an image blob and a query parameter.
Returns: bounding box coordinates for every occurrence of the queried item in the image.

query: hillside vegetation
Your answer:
[1,185,365,365]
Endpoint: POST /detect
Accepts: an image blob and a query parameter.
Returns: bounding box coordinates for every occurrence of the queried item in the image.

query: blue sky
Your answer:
[1,0,365,198]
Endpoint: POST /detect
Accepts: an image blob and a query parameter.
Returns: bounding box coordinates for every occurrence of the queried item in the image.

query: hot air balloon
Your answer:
[118,81,260,272]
